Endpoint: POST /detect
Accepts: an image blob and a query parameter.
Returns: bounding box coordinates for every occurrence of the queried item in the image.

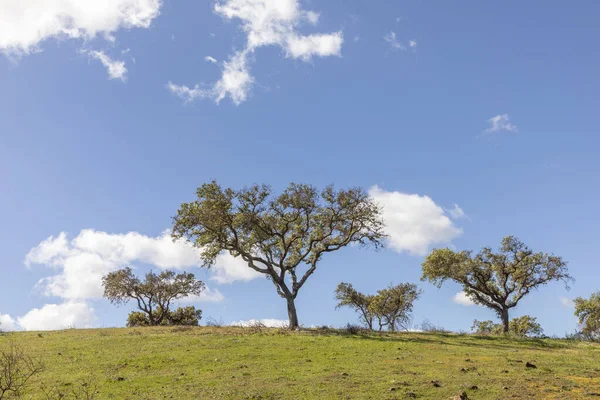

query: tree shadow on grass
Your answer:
[322,331,574,351]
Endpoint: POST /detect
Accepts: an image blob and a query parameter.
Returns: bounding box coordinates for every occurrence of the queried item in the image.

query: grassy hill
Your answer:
[2,326,599,399]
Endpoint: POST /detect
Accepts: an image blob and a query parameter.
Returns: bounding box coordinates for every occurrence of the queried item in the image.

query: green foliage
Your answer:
[126,306,203,328]
[422,236,571,332]
[471,315,543,337]
[335,282,421,331]
[172,181,386,328]
[334,283,374,330]
[574,292,600,341]
[102,267,204,326]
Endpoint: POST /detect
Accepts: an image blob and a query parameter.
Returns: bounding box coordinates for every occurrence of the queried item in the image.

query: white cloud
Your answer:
[17,302,96,331]
[26,229,257,301]
[369,186,463,256]
[0,0,161,56]
[453,291,475,306]
[408,40,417,49]
[448,204,466,220]
[211,252,262,284]
[87,50,127,81]
[168,0,343,105]
[204,56,218,64]
[179,287,225,304]
[0,314,19,332]
[384,31,405,51]
[485,114,518,133]
[560,297,574,308]
[230,318,288,328]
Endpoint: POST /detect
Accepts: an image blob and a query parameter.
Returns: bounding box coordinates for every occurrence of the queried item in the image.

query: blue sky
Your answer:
[1,0,599,334]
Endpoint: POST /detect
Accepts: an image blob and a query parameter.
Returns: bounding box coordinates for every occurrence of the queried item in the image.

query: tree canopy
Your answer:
[172,181,386,329]
[335,282,421,331]
[471,315,543,337]
[102,267,204,326]
[574,292,600,341]
[422,236,571,332]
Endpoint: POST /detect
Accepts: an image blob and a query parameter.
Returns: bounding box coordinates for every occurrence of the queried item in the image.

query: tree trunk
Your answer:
[501,308,510,333]
[286,296,299,330]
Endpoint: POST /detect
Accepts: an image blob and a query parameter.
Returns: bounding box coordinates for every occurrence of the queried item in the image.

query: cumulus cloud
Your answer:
[179,287,225,304]
[369,186,463,256]
[485,114,518,133]
[168,0,343,105]
[0,0,161,56]
[87,50,127,81]
[26,229,259,301]
[453,291,475,306]
[230,318,288,328]
[408,40,417,49]
[204,56,218,64]
[17,302,96,331]
[0,314,19,332]
[211,252,262,284]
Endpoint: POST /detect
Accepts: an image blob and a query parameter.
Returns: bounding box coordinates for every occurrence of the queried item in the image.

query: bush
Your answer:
[126,306,202,327]
[0,341,44,399]
[419,319,449,333]
[471,315,544,338]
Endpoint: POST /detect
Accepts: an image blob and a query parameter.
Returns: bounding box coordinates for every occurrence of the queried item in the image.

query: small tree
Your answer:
[0,342,44,399]
[335,282,420,332]
[471,319,501,335]
[369,283,421,332]
[574,292,600,341]
[471,316,543,337]
[422,236,572,333]
[172,181,386,329]
[334,283,375,330]
[103,267,204,326]
[510,315,543,337]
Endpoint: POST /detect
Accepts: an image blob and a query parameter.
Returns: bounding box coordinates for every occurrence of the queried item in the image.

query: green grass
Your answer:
[2,327,600,399]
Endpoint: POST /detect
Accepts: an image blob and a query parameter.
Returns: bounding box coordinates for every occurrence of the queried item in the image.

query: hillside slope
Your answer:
[2,327,599,399]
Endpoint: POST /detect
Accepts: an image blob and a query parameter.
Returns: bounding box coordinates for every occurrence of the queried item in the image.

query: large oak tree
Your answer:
[421,236,572,332]
[172,181,386,329]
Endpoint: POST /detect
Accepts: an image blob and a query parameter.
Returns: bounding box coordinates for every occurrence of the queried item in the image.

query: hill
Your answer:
[1,327,599,399]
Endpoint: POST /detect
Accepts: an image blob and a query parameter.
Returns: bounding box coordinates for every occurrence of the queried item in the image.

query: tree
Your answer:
[0,342,44,399]
[421,236,572,333]
[574,292,600,341]
[335,283,375,330]
[335,282,421,332]
[102,267,204,326]
[126,306,202,327]
[471,315,543,337]
[510,315,543,337]
[172,181,386,329]
[369,283,421,332]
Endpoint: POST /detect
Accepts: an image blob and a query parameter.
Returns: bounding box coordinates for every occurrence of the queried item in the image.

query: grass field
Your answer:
[2,327,600,399]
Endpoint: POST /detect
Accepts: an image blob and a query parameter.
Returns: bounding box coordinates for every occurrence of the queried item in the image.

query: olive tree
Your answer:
[102,267,204,326]
[172,181,386,329]
[422,236,572,333]
[334,283,375,330]
[335,282,421,332]
[471,315,543,337]
[369,283,421,332]
[574,292,600,341]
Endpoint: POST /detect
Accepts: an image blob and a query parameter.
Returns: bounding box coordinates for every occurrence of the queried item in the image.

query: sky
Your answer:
[0,0,599,335]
